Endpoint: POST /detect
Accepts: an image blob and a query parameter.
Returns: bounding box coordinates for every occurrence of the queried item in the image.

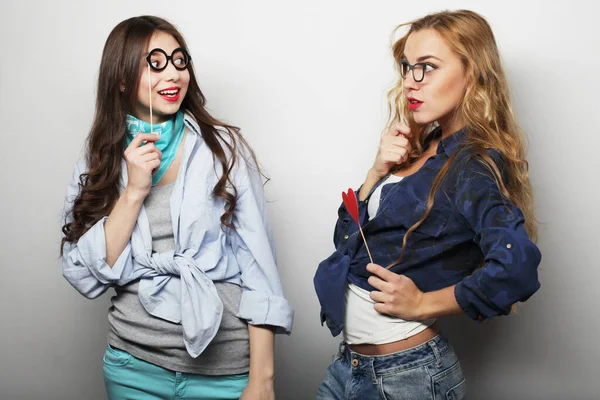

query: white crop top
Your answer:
[343,174,435,345]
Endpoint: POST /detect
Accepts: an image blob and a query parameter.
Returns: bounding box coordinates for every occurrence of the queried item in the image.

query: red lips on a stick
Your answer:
[342,188,373,263]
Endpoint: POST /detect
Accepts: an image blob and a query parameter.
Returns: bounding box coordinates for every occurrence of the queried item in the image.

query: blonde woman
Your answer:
[314,10,541,399]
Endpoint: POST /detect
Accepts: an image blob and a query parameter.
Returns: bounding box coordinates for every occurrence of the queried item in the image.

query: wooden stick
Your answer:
[358,226,373,263]
[401,105,408,126]
[148,63,153,134]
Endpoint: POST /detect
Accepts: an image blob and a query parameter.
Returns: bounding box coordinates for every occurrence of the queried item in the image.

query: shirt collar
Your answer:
[437,127,467,157]
[183,110,202,136]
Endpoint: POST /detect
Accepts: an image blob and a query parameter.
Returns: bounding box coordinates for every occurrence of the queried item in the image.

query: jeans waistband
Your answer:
[339,333,451,374]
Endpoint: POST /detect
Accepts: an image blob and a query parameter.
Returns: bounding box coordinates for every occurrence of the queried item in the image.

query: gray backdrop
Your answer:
[1,0,599,399]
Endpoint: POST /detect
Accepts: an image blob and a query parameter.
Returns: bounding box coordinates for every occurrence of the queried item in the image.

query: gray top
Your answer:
[107,182,250,375]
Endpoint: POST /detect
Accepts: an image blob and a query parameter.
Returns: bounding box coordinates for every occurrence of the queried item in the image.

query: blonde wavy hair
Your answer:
[386,10,537,267]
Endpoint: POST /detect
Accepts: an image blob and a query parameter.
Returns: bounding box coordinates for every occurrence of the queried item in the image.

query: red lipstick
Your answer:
[157,86,181,102]
[408,97,423,110]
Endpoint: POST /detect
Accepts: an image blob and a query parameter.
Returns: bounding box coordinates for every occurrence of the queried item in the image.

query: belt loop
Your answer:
[338,341,346,358]
[428,340,442,368]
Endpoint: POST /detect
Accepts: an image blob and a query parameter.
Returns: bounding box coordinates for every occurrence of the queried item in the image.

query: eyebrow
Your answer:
[401,54,443,62]
[418,55,442,62]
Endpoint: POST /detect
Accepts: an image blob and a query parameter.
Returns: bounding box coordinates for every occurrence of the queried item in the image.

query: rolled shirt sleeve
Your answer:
[230,152,294,333]
[61,159,134,298]
[453,152,541,321]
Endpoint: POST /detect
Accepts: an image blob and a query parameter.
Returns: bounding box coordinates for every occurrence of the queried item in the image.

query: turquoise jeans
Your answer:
[103,345,249,400]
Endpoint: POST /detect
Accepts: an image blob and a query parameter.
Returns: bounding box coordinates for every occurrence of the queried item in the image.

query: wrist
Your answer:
[248,369,275,384]
[123,186,148,204]
[418,291,433,320]
[368,167,386,181]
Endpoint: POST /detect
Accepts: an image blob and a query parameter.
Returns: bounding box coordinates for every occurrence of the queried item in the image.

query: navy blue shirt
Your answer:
[314,127,541,337]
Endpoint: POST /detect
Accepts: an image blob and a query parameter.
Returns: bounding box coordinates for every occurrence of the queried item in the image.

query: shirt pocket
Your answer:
[408,206,449,240]
[378,189,449,245]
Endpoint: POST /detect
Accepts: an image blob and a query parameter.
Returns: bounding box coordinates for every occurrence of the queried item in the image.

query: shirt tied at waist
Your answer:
[136,250,224,358]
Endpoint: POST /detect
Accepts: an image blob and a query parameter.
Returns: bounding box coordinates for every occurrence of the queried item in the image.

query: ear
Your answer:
[119,80,126,92]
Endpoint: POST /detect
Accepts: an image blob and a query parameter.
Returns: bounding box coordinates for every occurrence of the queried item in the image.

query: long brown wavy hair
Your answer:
[386,10,537,267]
[61,16,256,251]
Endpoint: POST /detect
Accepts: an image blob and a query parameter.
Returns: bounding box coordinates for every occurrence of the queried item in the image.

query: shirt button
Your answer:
[506,244,512,249]
[344,235,349,240]
[351,359,359,367]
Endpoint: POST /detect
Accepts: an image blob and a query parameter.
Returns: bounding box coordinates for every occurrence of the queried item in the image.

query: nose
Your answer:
[163,61,180,82]
[403,72,420,92]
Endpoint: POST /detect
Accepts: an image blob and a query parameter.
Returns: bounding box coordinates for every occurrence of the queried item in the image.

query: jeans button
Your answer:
[351,358,359,367]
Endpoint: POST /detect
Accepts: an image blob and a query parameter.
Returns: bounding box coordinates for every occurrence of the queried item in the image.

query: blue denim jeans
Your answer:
[316,334,466,400]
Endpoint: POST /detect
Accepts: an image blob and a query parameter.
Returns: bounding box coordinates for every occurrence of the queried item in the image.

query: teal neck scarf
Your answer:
[125,111,186,186]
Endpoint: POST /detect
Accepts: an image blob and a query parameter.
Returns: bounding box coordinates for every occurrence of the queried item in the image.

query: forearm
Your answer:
[247,324,275,383]
[419,285,463,319]
[358,168,384,201]
[104,188,144,267]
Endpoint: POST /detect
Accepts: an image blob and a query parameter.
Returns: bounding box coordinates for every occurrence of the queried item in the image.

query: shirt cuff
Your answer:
[454,281,504,322]
[238,289,294,334]
[76,216,131,284]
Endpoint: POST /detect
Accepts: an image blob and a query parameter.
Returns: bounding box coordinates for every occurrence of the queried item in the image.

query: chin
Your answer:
[157,104,183,116]
[411,112,435,126]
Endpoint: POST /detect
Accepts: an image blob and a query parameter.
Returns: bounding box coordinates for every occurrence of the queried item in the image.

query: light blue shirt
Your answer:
[62,113,294,357]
